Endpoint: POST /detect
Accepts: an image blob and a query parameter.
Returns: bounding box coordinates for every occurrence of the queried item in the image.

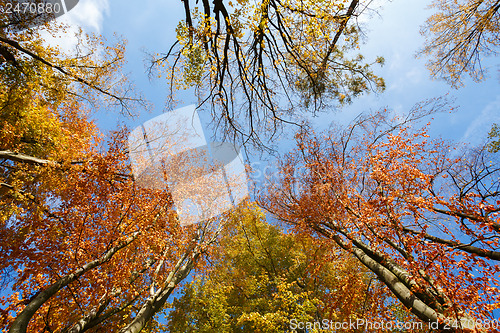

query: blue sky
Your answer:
[50,0,500,226]
[55,0,500,153]
[10,0,499,324]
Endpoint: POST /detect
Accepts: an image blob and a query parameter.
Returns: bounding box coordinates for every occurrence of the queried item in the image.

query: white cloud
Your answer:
[461,95,500,146]
[37,0,109,57]
[61,0,109,32]
[405,67,423,85]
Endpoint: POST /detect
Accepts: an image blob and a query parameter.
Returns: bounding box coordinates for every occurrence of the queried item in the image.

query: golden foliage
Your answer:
[421,0,500,86]
[156,0,385,146]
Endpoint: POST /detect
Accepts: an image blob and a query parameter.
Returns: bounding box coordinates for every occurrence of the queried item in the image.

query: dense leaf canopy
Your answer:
[1,0,499,332]
[262,100,500,330]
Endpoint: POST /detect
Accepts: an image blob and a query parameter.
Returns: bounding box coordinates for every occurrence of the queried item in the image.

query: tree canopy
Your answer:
[262,99,500,331]
[157,0,385,146]
[0,12,202,333]
[488,123,500,153]
[420,0,500,86]
[1,0,499,332]
[1,128,228,333]
[166,203,413,332]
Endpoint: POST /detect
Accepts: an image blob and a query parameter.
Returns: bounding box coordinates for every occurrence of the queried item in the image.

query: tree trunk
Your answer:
[8,233,139,333]
[118,249,200,333]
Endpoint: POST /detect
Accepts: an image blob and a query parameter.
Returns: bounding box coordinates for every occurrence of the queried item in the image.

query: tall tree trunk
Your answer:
[118,248,201,333]
[8,232,139,333]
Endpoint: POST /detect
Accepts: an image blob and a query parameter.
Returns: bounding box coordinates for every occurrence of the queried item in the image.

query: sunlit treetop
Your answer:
[488,123,500,153]
[262,99,500,328]
[156,0,385,148]
[420,0,500,87]
[166,203,404,333]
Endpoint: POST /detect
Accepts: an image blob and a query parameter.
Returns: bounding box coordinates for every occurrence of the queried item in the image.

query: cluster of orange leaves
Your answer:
[263,111,500,329]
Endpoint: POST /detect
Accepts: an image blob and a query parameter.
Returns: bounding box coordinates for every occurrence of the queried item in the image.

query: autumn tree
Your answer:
[158,0,385,146]
[0,1,138,112]
[420,0,500,86]
[0,129,233,333]
[262,99,500,332]
[488,123,500,153]
[0,8,216,333]
[0,2,143,229]
[0,0,143,220]
[166,203,411,333]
